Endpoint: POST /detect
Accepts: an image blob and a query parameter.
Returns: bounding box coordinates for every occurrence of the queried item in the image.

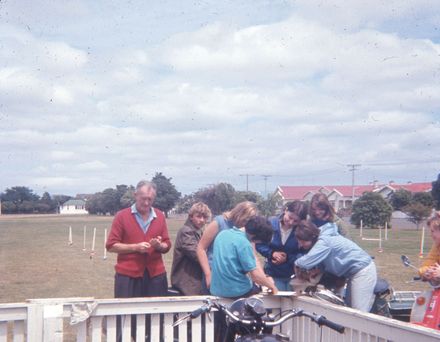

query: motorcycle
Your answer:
[173,296,345,342]
[401,255,440,330]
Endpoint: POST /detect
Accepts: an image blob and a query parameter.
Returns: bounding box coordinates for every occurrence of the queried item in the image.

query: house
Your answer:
[59,199,88,215]
[275,181,432,211]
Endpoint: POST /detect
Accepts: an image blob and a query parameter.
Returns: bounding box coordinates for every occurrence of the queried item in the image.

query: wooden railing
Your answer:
[1,294,440,341]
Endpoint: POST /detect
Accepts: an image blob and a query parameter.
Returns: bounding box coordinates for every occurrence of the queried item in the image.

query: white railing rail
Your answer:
[1,294,440,342]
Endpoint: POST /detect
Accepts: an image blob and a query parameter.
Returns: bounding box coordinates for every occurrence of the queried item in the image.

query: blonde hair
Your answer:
[224,201,258,227]
[188,202,212,220]
[428,211,440,231]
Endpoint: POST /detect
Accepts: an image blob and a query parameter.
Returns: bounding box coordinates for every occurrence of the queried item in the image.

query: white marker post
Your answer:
[103,228,108,260]
[83,225,87,251]
[360,219,363,237]
[378,224,383,253]
[420,225,425,258]
[90,227,96,259]
[385,221,388,241]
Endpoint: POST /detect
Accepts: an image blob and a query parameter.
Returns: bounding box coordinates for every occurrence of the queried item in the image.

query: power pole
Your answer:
[239,174,254,192]
[261,175,273,197]
[347,164,361,205]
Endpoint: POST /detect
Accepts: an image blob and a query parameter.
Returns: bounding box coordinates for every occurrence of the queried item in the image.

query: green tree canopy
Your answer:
[432,173,440,210]
[194,183,236,216]
[350,192,392,228]
[390,189,412,211]
[412,191,433,208]
[404,202,432,230]
[151,172,181,217]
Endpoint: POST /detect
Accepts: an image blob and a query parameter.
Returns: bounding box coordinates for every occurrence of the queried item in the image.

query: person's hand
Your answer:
[424,263,440,281]
[149,236,165,252]
[136,242,151,253]
[271,251,287,265]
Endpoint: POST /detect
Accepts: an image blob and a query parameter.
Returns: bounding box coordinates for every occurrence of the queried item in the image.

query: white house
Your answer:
[59,199,88,215]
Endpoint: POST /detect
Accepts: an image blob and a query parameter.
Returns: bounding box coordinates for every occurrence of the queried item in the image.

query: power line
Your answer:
[239,174,255,191]
[347,164,361,204]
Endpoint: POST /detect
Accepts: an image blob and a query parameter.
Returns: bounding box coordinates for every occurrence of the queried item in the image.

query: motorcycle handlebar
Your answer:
[177,300,345,334]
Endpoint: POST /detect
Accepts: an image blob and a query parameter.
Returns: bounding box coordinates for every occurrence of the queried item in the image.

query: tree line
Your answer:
[2,173,440,227]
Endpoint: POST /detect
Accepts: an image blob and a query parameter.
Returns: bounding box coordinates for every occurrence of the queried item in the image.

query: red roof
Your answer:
[277,182,432,200]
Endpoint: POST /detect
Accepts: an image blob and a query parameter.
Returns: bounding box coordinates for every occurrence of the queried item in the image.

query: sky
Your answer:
[1,0,440,197]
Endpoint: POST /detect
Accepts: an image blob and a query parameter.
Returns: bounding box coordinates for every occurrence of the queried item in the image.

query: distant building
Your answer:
[59,199,88,215]
[275,181,432,211]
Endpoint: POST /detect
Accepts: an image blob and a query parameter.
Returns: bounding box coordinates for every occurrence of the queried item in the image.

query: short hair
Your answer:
[136,180,157,192]
[188,202,212,220]
[427,211,440,231]
[309,193,335,222]
[284,200,308,220]
[245,216,273,244]
[295,220,320,243]
[226,201,258,226]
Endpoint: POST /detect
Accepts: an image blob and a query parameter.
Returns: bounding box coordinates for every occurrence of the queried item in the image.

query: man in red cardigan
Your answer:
[106,180,171,298]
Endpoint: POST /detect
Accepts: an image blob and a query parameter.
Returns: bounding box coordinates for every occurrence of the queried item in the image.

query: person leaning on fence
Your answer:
[210,215,278,298]
[309,193,348,236]
[419,212,440,282]
[294,220,377,312]
[255,200,307,291]
[196,201,258,290]
[171,202,212,295]
[106,180,171,298]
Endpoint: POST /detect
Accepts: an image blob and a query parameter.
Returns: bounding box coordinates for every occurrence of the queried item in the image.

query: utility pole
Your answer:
[239,174,254,191]
[261,175,273,197]
[347,164,361,206]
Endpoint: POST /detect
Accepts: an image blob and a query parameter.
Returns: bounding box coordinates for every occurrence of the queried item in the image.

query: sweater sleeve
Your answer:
[295,239,331,270]
[255,242,273,258]
[106,211,124,249]
[419,245,440,276]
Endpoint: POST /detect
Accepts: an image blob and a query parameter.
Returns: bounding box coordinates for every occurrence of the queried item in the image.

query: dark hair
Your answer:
[245,216,273,244]
[309,193,335,222]
[284,200,308,220]
[295,220,320,244]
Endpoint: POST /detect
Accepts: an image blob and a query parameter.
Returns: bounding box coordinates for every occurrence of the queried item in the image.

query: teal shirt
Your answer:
[210,228,256,297]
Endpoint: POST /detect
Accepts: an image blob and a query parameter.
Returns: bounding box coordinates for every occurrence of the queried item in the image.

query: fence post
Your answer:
[27,300,64,342]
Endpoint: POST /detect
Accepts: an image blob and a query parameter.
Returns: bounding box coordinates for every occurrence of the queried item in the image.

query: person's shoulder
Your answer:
[152,207,166,218]
[114,207,131,217]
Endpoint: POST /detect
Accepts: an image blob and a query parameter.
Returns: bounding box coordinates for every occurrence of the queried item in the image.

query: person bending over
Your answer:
[294,220,376,312]
[210,216,278,298]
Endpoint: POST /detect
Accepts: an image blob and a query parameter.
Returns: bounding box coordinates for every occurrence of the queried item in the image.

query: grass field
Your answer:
[0,214,432,303]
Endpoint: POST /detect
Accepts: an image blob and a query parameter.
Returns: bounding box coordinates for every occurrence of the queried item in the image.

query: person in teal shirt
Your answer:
[210,216,278,298]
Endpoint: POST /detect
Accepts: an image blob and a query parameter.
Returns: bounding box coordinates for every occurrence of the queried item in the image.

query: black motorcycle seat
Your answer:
[374,278,390,295]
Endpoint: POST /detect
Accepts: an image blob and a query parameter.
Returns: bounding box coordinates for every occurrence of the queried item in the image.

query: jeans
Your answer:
[346,261,377,312]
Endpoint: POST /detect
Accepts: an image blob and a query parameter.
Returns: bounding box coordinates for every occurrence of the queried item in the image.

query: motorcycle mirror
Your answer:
[401,255,419,271]
[401,255,411,267]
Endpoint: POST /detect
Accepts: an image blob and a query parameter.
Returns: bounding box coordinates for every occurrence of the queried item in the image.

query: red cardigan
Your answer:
[106,207,171,278]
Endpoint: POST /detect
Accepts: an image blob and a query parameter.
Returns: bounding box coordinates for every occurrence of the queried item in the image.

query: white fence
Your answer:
[1,294,440,342]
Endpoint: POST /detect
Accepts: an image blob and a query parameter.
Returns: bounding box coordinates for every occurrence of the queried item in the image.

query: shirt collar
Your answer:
[131,203,156,218]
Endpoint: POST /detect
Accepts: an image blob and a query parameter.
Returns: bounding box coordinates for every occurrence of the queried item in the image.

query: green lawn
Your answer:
[0,214,432,303]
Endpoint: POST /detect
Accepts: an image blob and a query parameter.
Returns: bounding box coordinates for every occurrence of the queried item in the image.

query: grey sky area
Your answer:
[1,0,439,196]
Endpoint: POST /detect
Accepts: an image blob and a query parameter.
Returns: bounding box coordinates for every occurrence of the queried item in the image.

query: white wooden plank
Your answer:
[13,320,25,342]
[121,315,131,342]
[163,313,174,342]
[150,314,160,342]
[135,314,146,342]
[91,316,102,342]
[205,313,214,342]
[191,315,202,342]
[177,317,187,342]
[0,322,7,342]
[106,315,117,342]
[75,321,87,342]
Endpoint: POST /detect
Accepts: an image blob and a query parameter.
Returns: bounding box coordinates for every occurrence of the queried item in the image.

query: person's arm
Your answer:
[196,219,219,287]
[108,242,151,254]
[249,268,278,294]
[419,245,440,278]
[294,240,331,270]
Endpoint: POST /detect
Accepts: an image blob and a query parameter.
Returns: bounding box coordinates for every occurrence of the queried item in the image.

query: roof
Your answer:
[277,182,432,200]
[62,199,86,206]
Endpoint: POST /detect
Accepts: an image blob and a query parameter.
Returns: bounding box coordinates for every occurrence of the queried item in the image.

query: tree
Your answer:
[175,194,196,214]
[195,183,236,215]
[1,186,39,204]
[412,192,433,208]
[432,173,440,210]
[350,192,392,228]
[120,187,135,208]
[390,189,412,211]
[151,172,181,217]
[233,191,263,206]
[257,193,283,217]
[404,202,432,230]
